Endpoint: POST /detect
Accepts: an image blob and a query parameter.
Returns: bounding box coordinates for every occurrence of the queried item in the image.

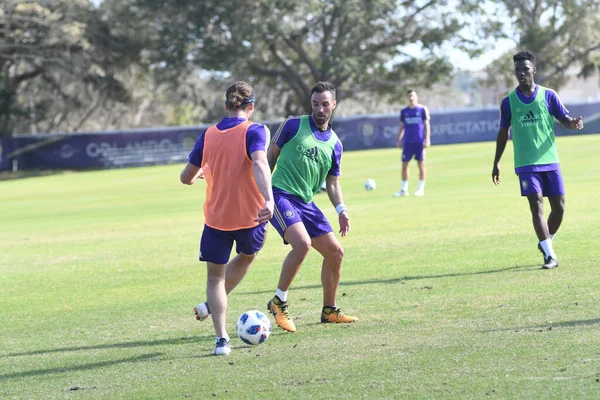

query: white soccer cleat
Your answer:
[212,338,231,356]
[414,190,425,196]
[393,190,409,197]
[194,302,210,321]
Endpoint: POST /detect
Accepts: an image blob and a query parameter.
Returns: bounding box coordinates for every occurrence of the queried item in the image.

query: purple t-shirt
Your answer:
[499,85,569,173]
[400,105,429,144]
[188,117,268,167]
[272,115,343,177]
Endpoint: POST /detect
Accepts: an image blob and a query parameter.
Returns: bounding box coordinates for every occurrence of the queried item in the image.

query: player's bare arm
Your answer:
[325,174,350,237]
[180,163,204,185]
[397,122,405,149]
[560,115,584,130]
[492,127,510,186]
[251,150,274,223]
[267,143,281,172]
[423,108,431,147]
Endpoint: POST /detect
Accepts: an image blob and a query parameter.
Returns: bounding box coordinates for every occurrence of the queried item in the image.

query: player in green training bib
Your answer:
[492,51,584,269]
[266,81,357,332]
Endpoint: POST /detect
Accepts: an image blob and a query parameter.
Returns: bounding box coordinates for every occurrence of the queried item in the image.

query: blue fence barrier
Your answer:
[1,102,598,170]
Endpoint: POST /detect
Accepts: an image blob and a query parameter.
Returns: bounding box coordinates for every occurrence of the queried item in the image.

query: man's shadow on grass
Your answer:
[1,332,289,380]
[0,352,164,381]
[2,335,212,359]
[0,334,231,380]
[483,318,600,333]
[240,264,538,296]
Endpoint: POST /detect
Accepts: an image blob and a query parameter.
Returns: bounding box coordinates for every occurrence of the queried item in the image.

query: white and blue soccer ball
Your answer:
[236,310,271,345]
[364,179,377,191]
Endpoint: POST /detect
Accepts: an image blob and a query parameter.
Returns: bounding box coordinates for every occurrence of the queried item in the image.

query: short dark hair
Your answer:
[225,81,255,110]
[406,89,416,96]
[513,51,536,65]
[311,81,336,99]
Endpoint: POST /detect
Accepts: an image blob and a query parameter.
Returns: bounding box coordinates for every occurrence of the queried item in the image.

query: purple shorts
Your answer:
[199,223,268,265]
[518,170,565,197]
[270,191,333,244]
[402,142,425,162]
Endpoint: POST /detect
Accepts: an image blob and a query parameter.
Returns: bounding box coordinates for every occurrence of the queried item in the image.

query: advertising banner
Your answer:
[2,102,598,170]
[5,127,205,170]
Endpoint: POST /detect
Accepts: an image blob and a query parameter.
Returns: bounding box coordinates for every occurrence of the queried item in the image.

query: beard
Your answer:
[313,113,329,125]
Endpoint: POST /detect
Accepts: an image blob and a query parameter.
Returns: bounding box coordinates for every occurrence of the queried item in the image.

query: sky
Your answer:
[447,39,515,71]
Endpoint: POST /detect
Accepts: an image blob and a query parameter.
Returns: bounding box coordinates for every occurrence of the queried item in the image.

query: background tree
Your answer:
[134,0,464,116]
[0,0,143,136]
[475,0,600,91]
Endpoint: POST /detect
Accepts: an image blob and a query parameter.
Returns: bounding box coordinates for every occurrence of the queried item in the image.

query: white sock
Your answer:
[539,239,557,259]
[550,233,555,240]
[417,180,425,191]
[216,335,230,343]
[276,288,288,302]
[401,181,408,191]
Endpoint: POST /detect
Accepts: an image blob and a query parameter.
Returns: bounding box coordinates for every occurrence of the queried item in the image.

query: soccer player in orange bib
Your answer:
[180,81,274,355]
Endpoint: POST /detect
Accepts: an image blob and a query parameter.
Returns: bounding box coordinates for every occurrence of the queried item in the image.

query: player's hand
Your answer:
[197,168,205,179]
[492,164,501,186]
[254,200,274,223]
[338,210,350,237]
[571,116,584,130]
[397,137,403,149]
[423,140,431,148]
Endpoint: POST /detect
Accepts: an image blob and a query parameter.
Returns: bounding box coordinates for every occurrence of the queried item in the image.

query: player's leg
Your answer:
[521,172,549,239]
[394,147,412,196]
[302,204,357,324]
[278,224,312,290]
[195,224,267,321]
[227,222,268,292]
[526,193,557,268]
[526,193,550,241]
[400,158,410,196]
[540,194,563,270]
[539,171,565,269]
[196,258,249,319]
[206,261,230,355]
[223,253,255,293]
[542,194,564,270]
[311,232,343,307]
[200,226,234,355]
[265,223,309,332]
[311,232,357,323]
[270,196,312,292]
[544,170,566,237]
[195,253,256,321]
[196,226,233,355]
[415,146,426,196]
[547,195,565,236]
[522,173,558,268]
[267,195,311,332]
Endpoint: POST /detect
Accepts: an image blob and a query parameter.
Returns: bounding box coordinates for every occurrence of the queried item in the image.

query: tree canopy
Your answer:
[1,0,599,135]
[135,0,461,115]
[0,0,142,136]
[478,0,600,91]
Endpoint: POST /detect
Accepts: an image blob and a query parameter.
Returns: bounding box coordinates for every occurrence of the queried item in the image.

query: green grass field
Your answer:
[1,134,599,399]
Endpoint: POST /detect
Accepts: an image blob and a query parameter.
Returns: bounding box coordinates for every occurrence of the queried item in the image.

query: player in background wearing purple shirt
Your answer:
[394,89,431,197]
[492,51,583,269]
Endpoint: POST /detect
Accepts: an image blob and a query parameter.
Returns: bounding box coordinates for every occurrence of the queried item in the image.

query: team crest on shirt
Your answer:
[284,210,294,219]
[521,180,528,190]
